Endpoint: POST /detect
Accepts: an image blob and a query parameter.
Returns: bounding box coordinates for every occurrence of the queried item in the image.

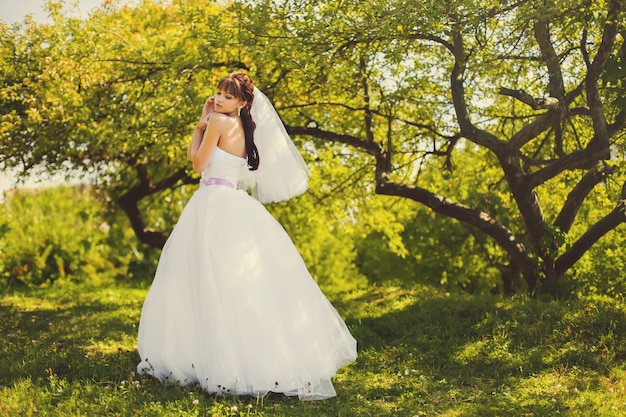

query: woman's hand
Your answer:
[201,96,215,118]
[195,120,208,132]
[189,96,216,160]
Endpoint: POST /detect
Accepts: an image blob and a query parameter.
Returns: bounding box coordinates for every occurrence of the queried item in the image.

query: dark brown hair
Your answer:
[217,73,259,170]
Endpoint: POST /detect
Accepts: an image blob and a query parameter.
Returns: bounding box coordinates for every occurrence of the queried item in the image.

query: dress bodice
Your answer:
[201,147,247,187]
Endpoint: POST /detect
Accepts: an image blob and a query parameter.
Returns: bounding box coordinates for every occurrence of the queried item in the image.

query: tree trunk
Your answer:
[119,166,194,249]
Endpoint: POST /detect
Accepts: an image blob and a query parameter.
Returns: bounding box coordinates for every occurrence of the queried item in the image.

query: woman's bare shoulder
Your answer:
[208,113,233,122]
[206,113,235,130]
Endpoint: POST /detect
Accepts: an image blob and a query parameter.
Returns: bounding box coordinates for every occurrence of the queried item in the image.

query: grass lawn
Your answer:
[1,280,626,416]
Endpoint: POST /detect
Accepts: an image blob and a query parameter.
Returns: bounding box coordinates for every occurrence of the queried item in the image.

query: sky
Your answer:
[0,0,107,24]
[0,0,109,195]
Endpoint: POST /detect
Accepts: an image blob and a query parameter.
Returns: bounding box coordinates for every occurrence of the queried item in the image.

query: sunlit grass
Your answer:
[2,280,626,416]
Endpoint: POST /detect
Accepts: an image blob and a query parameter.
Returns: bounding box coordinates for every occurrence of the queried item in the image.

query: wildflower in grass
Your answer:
[131,371,135,377]
[6,333,12,338]
[134,380,141,388]
[192,399,199,405]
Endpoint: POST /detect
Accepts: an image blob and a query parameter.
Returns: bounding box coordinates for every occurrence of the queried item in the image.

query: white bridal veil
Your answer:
[238,87,310,203]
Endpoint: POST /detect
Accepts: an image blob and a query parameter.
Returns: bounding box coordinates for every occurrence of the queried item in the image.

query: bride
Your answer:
[136,72,357,400]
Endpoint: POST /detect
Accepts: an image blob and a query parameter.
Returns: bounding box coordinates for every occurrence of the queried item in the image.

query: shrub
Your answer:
[0,185,113,287]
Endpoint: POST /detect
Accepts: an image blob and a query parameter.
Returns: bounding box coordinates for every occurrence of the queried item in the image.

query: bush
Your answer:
[0,185,114,287]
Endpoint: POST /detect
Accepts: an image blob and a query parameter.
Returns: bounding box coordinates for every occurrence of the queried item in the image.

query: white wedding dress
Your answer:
[136,147,357,400]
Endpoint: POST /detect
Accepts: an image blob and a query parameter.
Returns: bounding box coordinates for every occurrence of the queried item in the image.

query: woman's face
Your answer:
[213,89,245,116]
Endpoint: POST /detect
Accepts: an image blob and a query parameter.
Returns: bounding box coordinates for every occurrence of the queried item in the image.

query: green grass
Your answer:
[2,281,626,416]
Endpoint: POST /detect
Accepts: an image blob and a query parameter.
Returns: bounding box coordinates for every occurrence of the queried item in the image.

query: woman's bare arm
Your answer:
[187,97,216,160]
[190,115,231,172]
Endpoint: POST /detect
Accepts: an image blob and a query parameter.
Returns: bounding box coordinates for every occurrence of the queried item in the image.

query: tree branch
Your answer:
[375,179,538,290]
[609,110,626,137]
[555,187,626,275]
[587,0,622,81]
[533,17,565,102]
[450,23,504,151]
[499,87,560,110]
[450,24,472,137]
[508,111,559,149]
[117,166,192,249]
[285,125,382,156]
[527,143,610,188]
[583,0,621,156]
[554,161,617,233]
[285,123,540,287]
[506,82,585,152]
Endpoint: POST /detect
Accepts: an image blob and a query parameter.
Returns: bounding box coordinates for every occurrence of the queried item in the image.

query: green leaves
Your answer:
[0,187,111,286]
[1,0,624,294]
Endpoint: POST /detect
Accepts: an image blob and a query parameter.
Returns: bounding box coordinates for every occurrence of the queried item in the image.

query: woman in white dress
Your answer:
[136,72,357,400]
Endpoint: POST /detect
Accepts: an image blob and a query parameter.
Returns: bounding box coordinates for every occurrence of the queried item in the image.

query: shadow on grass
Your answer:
[3,284,626,416]
[1,286,216,413]
[0,285,146,387]
[342,288,626,416]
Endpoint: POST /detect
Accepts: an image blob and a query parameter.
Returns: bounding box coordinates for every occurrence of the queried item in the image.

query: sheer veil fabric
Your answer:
[136,87,357,400]
[238,87,310,203]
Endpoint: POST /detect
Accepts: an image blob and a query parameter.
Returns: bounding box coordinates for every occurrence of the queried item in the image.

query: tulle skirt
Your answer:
[136,185,357,400]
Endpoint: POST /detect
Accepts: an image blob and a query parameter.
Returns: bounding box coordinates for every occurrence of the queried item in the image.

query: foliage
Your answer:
[0,185,161,287]
[270,142,416,292]
[2,280,626,416]
[0,186,112,287]
[0,0,625,294]
[570,229,626,299]
[236,0,626,293]
[0,0,250,248]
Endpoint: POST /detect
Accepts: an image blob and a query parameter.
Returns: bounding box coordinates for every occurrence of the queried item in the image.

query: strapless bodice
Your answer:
[201,147,247,187]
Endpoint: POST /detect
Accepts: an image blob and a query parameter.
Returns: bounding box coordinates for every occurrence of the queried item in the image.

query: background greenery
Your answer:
[0,166,625,416]
[1,0,624,295]
[1,0,625,415]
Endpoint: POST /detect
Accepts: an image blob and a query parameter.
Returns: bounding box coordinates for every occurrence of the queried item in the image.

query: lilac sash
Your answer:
[200,177,235,188]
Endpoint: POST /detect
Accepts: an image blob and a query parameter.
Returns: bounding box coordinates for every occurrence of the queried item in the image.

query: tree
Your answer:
[1,0,250,249]
[2,0,624,294]
[0,0,407,290]
[234,0,626,293]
